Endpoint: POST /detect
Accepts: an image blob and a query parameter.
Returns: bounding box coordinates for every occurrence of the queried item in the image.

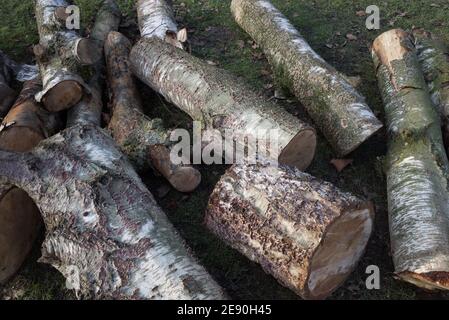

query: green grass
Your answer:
[1,0,449,300]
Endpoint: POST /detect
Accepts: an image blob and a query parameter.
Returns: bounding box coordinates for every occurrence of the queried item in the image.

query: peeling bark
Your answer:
[0,51,17,118]
[34,0,96,112]
[0,124,226,299]
[106,31,200,192]
[0,78,62,284]
[372,29,449,291]
[231,0,383,156]
[205,163,374,299]
[412,29,449,151]
[130,38,316,170]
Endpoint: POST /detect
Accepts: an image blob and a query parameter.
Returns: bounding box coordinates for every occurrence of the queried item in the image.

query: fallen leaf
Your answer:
[356,10,366,17]
[237,40,245,49]
[260,69,271,76]
[206,60,218,66]
[330,159,354,172]
[264,83,274,90]
[325,43,333,49]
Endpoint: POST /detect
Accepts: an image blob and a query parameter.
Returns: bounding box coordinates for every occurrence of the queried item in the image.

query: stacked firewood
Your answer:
[0,0,447,299]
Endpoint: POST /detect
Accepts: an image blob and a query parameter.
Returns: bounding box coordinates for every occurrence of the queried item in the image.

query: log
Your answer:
[34,0,97,112]
[412,28,449,150]
[0,51,17,118]
[130,38,317,170]
[205,163,374,299]
[106,31,201,193]
[137,0,184,48]
[231,0,383,156]
[0,78,63,284]
[0,124,226,299]
[67,0,121,127]
[372,29,449,290]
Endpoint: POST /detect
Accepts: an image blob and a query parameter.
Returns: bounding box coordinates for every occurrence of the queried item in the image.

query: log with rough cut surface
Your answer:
[231,0,383,156]
[372,29,449,291]
[205,163,374,299]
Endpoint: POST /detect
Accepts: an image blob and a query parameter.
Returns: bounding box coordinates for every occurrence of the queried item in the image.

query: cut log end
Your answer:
[42,80,83,112]
[0,188,42,284]
[0,127,43,152]
[169,166,202,193]
[76,38,102,65]
[398,271,449,291]
[372,29,411,67]
[279,128,316,170]
[306,205,373,299]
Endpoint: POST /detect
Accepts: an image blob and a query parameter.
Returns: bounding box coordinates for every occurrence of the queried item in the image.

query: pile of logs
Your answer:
[0,0,448,300]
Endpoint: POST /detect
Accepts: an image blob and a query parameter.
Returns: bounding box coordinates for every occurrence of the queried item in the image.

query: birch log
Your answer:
[130,38,316,170]
[66,0,121,127]
[106,32,200,192]
[231,0,383,156]
[137,0,184,48]
[0,51,16,118]
[0,78,62,284]
[0,124,226,299]
[205,163,374,299]
[412,29,449,150]
[372,29,449,290]
[34,0,98,112]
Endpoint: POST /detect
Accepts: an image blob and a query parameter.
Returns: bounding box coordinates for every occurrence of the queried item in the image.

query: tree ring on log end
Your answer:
[306,206,373,299]
[278,128,316,171]
[42,80,83,112]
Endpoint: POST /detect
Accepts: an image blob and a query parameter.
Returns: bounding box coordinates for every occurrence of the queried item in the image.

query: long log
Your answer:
[0,51,17,118]
[231,0,383,156]
[130,38,316,170]
[205,163,374,299]
[372,29,449,290]
[0,124,226,299]
[106,31,201,192]
[412,29,449,151]
[34,0,98,112]
[0,78,63,284]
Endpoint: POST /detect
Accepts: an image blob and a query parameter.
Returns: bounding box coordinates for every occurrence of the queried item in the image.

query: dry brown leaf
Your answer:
[330,159,354,172]
[356,10,367,17]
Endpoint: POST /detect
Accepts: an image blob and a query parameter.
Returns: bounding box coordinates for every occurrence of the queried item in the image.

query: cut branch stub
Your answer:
[0,124,226,299]
[106,31,201,192]
[372,29,449,291]
[130,38,316,170]
[0,78,62,284]
[205,163,374,299]
[231,0,383,156]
